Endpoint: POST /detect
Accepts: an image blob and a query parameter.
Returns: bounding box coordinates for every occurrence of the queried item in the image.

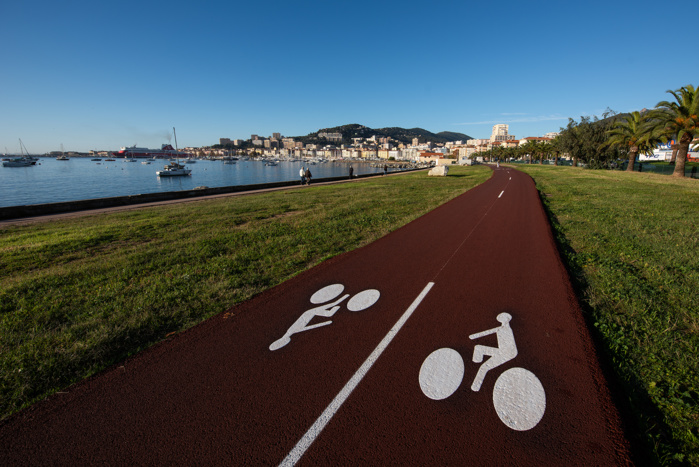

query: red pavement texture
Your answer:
[0,166,633,466]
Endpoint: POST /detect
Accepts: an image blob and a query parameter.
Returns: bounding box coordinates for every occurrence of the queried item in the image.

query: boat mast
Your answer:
[173,127,179,163]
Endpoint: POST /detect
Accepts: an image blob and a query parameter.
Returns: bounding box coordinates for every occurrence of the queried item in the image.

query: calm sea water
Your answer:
[0,158,388,208]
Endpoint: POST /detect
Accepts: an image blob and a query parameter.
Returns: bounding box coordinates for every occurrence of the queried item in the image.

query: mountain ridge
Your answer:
[294,124,472,145]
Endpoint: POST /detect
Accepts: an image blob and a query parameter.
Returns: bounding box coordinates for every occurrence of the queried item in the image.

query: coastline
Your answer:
[0,167,425,223]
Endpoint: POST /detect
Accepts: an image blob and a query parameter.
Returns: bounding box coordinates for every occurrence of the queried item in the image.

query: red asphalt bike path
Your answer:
[0,167,632,465]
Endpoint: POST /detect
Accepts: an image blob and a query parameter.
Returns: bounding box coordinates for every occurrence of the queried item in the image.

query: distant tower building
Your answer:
[491,124,515,142]
[412,137,419,146]
[273,132,281,140]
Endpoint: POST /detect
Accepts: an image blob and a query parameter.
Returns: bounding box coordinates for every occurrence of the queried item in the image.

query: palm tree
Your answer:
[538,141,555,165]
[503,146,517,162]
[647,84,699,177]
[521,139,540,164]
[605,111,659,172]
[550,136,562,166]
[669,143,679,165]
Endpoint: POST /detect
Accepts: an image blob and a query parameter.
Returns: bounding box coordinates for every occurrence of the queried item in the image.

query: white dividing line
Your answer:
[279,282,436,466]
[498,190,504,198]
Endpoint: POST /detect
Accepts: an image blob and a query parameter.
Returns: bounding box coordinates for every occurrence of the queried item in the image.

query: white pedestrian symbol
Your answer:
[418,313,546,431]
[270,284,380,351]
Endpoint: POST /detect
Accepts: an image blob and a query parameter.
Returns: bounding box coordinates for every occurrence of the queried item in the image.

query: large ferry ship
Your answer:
[115,144,194,159]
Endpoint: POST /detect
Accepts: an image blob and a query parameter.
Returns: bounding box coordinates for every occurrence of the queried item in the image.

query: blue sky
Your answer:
[2,0,696,154]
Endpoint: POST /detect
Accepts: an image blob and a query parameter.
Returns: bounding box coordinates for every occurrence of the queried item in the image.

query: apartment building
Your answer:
[318,132,343,142]
[490,124,516,142]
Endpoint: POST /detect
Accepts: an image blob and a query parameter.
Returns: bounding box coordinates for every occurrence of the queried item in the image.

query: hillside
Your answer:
[294,124,472,145]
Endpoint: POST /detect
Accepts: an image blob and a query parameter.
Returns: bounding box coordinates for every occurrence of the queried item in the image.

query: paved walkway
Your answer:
[0,167,632,465]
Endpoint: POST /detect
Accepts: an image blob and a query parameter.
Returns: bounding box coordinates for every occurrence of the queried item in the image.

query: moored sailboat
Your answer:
[156,128,191,177]
[3,140,37,167]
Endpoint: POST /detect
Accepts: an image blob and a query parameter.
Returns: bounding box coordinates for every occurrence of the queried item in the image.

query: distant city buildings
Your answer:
[213,123,558,163]
[318,132,343,142]
[518,136,550,146]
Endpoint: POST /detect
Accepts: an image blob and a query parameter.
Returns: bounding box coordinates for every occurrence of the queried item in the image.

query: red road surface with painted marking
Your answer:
[0,167,632,465]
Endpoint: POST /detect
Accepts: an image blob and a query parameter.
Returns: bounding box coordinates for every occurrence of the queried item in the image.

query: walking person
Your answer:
[383,164,388,176]
[305,167,312,186]
[299,166,306,185]
[349,165,354,179]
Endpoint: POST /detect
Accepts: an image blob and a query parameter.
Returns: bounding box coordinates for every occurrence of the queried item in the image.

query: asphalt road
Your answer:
[0,166,632,465]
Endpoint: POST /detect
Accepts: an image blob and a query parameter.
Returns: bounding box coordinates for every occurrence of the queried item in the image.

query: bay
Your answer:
[0,158,389,208]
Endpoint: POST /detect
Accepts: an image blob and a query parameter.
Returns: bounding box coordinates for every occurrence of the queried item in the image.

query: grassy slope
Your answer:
[0,166,490,420]
[515,165,698,466]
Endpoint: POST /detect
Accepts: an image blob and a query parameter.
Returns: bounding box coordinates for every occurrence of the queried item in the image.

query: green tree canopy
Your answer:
[647,84,699,177]
[605,111,660,172]
[558,110,621,168]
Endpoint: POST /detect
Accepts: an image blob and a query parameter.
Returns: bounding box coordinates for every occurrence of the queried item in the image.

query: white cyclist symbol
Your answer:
[418,313,546,431]
[270,284,380,351]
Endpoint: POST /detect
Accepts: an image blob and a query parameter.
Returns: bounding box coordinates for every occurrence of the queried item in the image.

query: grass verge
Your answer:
[514,165,698,466]
[0,166,490,421]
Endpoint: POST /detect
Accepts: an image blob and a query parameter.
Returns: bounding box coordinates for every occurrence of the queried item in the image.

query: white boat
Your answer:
[156,127,191,177]
[56,144,69,160]
[3,139,37,167]
[157,161,191,176]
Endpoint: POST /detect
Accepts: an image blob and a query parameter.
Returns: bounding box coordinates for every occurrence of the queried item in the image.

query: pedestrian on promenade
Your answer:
[299,167,306,185]
[305,167,312,186]
[383,164,388,176]
[349,166,354,179]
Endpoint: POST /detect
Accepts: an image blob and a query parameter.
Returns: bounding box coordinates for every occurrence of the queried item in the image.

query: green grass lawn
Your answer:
[514,165,698,466]
[0,166,491,421]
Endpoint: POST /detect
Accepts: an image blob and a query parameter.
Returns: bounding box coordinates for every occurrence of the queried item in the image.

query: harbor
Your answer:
[0,157,412,209]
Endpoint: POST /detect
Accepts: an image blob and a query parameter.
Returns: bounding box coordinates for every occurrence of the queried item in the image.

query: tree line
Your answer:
[479,84,698,178]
